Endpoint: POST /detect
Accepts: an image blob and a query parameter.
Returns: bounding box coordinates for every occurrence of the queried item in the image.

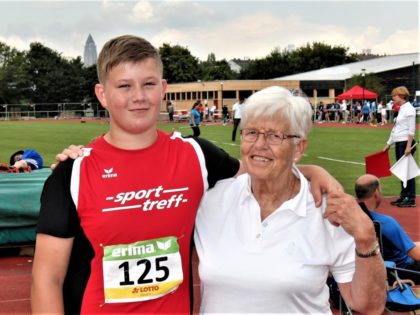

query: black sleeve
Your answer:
[36,159,80,238]
[190,136,240,188]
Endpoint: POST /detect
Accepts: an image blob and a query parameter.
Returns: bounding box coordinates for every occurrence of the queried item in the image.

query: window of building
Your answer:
[223,90,236,99]
[302,89,314,97]
[334,89,343,97]
[317,89,329,97]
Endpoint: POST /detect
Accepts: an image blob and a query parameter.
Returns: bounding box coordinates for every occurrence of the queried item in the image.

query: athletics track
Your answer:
[0,120,418,314]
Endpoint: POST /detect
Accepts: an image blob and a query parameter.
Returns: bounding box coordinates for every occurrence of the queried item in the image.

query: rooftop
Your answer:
[274,52,420,81]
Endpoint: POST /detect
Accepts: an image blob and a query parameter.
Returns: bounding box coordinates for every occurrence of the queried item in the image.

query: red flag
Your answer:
[365,150,391,178]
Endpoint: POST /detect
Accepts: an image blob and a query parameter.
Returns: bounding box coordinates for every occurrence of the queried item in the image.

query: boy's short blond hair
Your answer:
[97,35,163,83]
[391,86,410,100]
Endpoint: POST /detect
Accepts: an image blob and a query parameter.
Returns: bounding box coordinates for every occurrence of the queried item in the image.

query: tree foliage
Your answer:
[240,42,358,79]
[199,53,237,81]
[0,41,96,106]
[0,39,363,105]
[26,42,89,105]
[0,42,29,104]
[160,43,201,83]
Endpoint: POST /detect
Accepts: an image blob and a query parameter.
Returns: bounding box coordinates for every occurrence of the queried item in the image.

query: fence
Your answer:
[0,102,109,121]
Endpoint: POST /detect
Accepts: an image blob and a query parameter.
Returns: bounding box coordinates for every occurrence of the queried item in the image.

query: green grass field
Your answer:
[0,120,418,197]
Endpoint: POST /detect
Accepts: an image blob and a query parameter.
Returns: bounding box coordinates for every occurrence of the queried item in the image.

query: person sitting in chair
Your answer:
[355,174,420,283]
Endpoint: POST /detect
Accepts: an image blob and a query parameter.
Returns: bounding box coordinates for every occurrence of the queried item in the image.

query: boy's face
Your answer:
[95,58,167,137]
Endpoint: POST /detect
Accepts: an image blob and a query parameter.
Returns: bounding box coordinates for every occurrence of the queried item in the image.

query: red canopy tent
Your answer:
[336,85,377,101]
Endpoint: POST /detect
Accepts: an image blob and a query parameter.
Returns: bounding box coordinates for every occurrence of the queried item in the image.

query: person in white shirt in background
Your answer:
[384,86,417,208]
[340,99,349,123]
[231,97,245,141]
[379,100,387,125]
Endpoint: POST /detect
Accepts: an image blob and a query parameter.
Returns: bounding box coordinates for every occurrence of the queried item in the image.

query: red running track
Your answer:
[0,196,418,315]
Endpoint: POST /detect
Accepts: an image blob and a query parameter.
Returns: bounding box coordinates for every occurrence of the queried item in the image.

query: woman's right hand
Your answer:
[51,145,84,170]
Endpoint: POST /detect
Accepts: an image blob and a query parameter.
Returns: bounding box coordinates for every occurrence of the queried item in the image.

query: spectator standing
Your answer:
[386,99,394,121]
[357,101,362,123]
[340,99,349,123]
[190,101,201,137]
[333,103,340,122]
[384,86,417,208]
[352,101,360,123]
[231,97,245,141]
[167,101,174,122]
[379,101,387,125]
[376,101,382,124]
[325,103,331,122]
[362,101,370,123]
[317,101,325,122]
[368,100,376,125]
[355,174,420,283]
[204,104,210,122]
[209,104,216,122]
[222,104,229,125]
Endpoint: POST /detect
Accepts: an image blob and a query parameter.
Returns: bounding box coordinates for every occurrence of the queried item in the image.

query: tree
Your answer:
[240,42,359,79]
[24,43,91,107]
[240,48,291,79]
[81,64,100,105]
[159,43,201,83]
[0,42,29,104]
[199,53,237,81]
[289,42,357,73]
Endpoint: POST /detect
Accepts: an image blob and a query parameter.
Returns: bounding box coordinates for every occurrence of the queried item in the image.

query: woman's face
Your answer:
[392,94,404,104]
[240,118,306,182]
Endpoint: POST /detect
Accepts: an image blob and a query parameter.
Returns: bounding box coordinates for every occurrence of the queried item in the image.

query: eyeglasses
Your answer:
[240,128,301,145]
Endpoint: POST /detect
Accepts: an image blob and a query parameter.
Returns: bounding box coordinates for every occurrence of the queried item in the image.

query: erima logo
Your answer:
[111,240,172,258]
[102,168,118,179]
[157,239,172,250]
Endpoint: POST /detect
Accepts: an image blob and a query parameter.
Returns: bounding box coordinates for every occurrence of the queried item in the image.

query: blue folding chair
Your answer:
[385,261,420,314]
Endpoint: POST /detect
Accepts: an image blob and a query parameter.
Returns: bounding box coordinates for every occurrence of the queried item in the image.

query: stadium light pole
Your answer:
[361,68,366,105]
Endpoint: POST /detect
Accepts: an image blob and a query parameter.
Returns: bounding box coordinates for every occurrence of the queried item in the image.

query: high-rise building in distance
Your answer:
[83,34,97,67]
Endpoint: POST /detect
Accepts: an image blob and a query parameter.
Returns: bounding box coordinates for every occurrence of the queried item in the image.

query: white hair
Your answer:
[241,86,313,139]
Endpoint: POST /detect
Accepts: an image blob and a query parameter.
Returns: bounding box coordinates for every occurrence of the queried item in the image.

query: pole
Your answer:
[361,68,366,106]
[220,81,224,109]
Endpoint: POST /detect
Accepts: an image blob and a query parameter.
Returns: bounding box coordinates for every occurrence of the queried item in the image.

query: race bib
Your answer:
[102,236,183,303]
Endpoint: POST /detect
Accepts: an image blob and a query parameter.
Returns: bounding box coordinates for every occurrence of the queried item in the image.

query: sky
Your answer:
[0,0,419,61]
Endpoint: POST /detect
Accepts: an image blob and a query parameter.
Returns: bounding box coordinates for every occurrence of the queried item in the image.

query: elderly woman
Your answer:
[194,86,386,314]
